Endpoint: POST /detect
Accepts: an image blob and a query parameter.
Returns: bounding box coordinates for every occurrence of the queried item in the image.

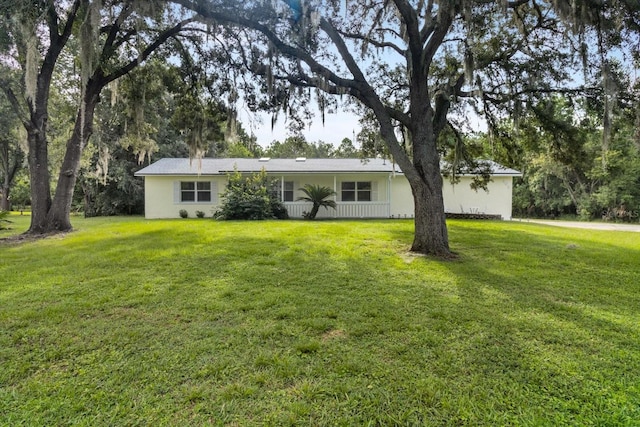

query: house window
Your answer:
[283,181,294,202]
[181,181,211,202]
[341,181,372,201]
[270,180,294,202]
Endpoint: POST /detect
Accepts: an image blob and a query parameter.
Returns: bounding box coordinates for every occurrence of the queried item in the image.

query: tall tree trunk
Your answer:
[46,87,99,231]
[370,88,451,256]
[27,128,53,233]
[372,108,451,256]
[0,184,9,211]
[406,126,450,256]
[407,63,451,256]
[1,146,11,211]
[408,173,450,256]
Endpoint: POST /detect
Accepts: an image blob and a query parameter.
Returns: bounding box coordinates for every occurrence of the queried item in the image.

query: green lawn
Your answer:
[1,216,639,425]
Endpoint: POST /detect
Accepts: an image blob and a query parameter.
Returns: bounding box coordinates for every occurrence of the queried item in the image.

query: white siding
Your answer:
[141,173,515,220]
[390,175,415,218]
[442,176,514,220]
[389,175,515,220]
[144,176,226,219]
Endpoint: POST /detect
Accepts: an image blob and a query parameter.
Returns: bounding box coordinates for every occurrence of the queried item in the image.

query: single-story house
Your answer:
[134,157,521,220]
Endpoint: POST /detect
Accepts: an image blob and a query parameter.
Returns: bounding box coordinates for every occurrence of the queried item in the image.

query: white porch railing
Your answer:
[284,202,390,218]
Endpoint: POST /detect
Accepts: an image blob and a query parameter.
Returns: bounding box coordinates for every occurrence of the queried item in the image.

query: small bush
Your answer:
[270,200,289,219]
[179,209,188,218]
[195,210,205,218]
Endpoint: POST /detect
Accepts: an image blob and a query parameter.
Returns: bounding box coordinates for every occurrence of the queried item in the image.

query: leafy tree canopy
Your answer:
[169,0,638,255]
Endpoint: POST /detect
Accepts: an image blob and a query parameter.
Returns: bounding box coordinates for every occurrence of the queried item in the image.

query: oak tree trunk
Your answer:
[407,172,450,256]
[26,129,53,233]
[0,185,9,211]
[1,162,11,211]
[46,86,99,231]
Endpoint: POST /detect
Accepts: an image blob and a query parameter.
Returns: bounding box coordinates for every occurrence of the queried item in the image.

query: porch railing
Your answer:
[284,202,390,219]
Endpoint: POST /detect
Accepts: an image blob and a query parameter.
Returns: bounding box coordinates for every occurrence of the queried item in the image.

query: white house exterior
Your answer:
[134,158,521,220]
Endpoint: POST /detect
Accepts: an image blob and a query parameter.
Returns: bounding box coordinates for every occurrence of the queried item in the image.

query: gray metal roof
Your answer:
[134,157,521,176]
[135,158,404,176]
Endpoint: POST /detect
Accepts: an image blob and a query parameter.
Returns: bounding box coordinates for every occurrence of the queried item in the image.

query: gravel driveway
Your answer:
[515,219,640,232]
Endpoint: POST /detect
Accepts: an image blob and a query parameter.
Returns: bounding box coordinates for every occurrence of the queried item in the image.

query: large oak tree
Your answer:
[1,0,195,233]
[172,0,638,256]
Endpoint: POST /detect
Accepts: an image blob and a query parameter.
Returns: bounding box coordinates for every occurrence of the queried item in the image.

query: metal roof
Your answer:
[134,158,521,177]
[135,158,404,176]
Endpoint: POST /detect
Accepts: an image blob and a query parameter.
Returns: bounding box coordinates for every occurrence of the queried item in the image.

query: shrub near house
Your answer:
[214,169,288,220]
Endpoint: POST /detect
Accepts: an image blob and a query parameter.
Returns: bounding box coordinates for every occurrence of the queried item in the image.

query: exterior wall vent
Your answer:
[295,157,306,162]
[259,157,271,162]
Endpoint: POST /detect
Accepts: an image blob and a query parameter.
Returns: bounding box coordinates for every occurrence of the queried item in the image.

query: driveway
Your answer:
[515,219,640,232]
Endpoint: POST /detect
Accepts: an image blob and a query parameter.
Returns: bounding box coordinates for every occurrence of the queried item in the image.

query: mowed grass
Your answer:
[1,216,639,426]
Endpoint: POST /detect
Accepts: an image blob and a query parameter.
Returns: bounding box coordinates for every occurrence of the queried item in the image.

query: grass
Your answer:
[1,215,639,425]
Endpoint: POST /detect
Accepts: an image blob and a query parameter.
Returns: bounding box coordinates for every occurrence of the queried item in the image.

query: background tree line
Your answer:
[1,56,364,216]
[2,64,639,221]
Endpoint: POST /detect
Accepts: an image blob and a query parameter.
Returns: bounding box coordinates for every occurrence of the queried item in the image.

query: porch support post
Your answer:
[333,175,337,218]
[388,174,392,218]
[281,176,284,201]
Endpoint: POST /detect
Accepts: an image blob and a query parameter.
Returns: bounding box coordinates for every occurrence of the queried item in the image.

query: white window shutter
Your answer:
[211,181,218,204]
[371,181,378,201]
[174,181,180,204]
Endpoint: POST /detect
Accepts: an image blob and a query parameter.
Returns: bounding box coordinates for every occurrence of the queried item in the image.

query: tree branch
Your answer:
[337,30,405,56]
[175,1,370,97]
[100,1,135,63]
[41,0,82,90]
[0,83,30,130]
[460,86,599,102]
[419,0,436,44]
[102,18,196,85]
[392,0,421,52]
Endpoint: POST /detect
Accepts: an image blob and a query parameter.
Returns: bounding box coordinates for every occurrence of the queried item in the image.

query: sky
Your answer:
[238,106,362,148]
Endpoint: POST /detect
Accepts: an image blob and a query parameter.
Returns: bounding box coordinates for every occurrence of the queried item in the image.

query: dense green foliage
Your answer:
[215,169,288,220]
[296,184,337,220]
[261,136,361,159]
[0,94,24,211]
[1,216,639,424]
[485,96,640,221]
[74,61,220,217]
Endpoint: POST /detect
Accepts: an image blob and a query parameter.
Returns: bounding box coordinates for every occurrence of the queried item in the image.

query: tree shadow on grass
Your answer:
[3,219,639,424]
[390,221,640,423]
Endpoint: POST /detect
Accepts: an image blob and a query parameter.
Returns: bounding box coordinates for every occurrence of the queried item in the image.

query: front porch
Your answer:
[284,201,391,219]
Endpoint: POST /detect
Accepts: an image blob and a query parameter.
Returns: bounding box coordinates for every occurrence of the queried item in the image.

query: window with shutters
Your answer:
[180,181,211,202]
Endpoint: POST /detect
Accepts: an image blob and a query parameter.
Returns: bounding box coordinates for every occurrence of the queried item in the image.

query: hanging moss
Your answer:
[95,145,110,185]
[20,20,37,109]
[109,80,119,107]
[463,43,474,86]
[225,108,238,144]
